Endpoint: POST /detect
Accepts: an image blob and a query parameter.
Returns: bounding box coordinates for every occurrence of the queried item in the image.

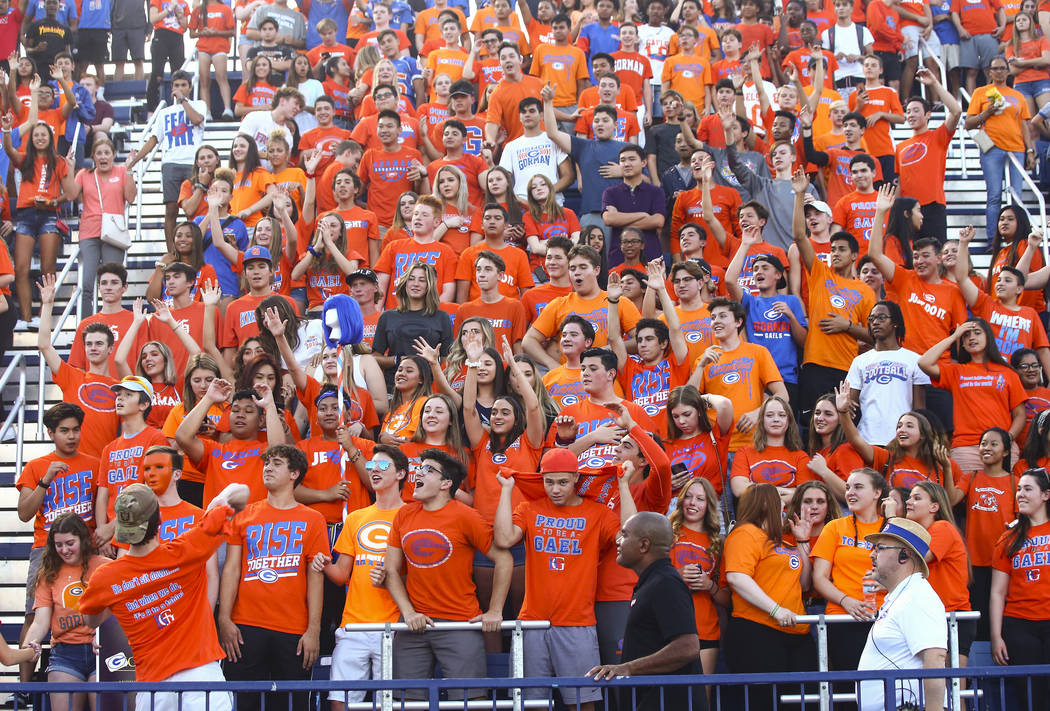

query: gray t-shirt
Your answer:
[248,4,306,46]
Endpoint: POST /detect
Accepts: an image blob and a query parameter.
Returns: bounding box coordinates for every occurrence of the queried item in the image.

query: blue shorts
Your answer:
[46,642,96,681]
[15,208,60,238]
[473,541,526,567]
[1015,79,1050,99]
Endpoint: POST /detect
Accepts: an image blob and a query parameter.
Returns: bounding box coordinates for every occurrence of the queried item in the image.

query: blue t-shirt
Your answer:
[303,0,350,50]
[428,0,470,15]
[27,0,77,24]
[194,214,249,296]
[569,135,628,214]
[391,56,421,103]
[76,0,111,29]
[578,22,621,62]
[740,291,807,384]
[931,0,959,45]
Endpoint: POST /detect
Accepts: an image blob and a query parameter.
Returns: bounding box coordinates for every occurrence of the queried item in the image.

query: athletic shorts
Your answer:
[111,28,147,62]
[523,626,602,704]
[77,28,110,64]
[959,34,998,69]
[24,545,43,614]
[329,628,383,704]
[161,163,194,203]
[393,626,486,700]
[903,25,940,59]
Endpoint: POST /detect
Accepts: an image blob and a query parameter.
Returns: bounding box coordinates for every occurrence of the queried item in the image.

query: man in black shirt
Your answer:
[246,17,295,85]
[589,511,705,711]
[23,0,70,69]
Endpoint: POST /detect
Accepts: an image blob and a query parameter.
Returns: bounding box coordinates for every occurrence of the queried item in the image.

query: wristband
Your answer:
[194,182,207,191]
[796,539,810,544]
[608,298,620,304]
[838,594,848,606]
[465,359,481,368]
[769,604,780,617]
[307,246,322,258]
[554,434,575,446]
[37,480,50,489]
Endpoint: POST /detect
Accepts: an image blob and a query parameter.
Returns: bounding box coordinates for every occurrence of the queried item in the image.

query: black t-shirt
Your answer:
[27,19,70,69]
[622,557,704,711]
[644,122,683,180]
[372,308,453,387]
[247,43,295,86]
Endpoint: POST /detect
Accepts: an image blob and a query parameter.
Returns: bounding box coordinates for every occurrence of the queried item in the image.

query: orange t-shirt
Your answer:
[230,168,276,228]
[1006,38,1050,83]
[895,125,952,206]
[455,243,534,300]
[34,556,107,644]
[954,471,1016,566]
[577,84,639,112]
[811,515,887,614]
[305,42,355,70]
[697,342,785,451]
[414,5,467,43]
[197,437,269,507]
[620,353,691,438]
[934,361,1027,447]
[151,301,219,378]
[531,43,590,106]
[358,146,425,226]
[219,292,298,350]
[611,52,652,100]
[968,84,1030,154]
[177,179,209,219]
[521,282,572,322]
[992,519,1050,620]
[661,304,714,371]
[298,435,372,524]
[546,399,658,475]
[79,506,230,682]
[381,397,425,441]
[887,267,967,359]
[472,428,544,519]
[513,496,619,625]
[531,291,642,350]
[542,365,586,409]
[16,153,69,209]
[870,447,965,489]
[848,87,903,158]
[51,363,118,460]
[926,519,971,611]
[161,402,227,484]
[671,527,721,640]
[486,75,546,143]
[295,375,380,438]
[992,242,1046,312]
[158,500,204,542]
[387,499,494,620]
[730,445,816,489]
[298,125,352,173]
[151,0,189,32]
[17,451,98,548]
[456,297,528,347]
[334,503,402,625]
[723,523,809,633]
[232,81,277,110]
[189,3,234,54]
[661,53,713,108]
[227,500,329,634]
[952,0,1003,34]
[665,429,731,496]
[68,309,149,379]
[669,185,740,266]
[373,237,459,309]
[970,291,1050,359]
[832,189,882,247]
[98,427,169,519]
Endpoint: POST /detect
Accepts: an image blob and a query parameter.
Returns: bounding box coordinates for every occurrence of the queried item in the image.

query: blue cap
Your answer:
[243,245,273,264]
[865,518,931,578]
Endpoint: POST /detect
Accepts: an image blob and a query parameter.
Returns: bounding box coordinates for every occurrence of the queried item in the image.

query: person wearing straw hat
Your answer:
[857,517,948,711]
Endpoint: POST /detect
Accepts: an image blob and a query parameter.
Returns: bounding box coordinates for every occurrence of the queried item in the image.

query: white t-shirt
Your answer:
[846,347,930,446]
[858,574,947,711]
[238,111,294,170]
[152,100,208,165]
[637,24,675,85]
[821,23,875,81]
[498,133,568,204]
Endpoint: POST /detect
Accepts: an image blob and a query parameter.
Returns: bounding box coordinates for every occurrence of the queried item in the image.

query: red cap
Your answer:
[540,448,579,475]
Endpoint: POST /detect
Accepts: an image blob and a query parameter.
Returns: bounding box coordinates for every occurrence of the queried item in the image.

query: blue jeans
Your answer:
[979,146,1025,242]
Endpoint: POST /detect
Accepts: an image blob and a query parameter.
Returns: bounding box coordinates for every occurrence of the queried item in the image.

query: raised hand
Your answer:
[607,271,623,302]
[958,225,976,245]
[791,167,809,195]
[554,414,577,441]
[875,183,897,212]
[205,378,233,404]
[37,273,56,305]
[262,306,287,337]
[646,258,666,291]
[200,280,221,306]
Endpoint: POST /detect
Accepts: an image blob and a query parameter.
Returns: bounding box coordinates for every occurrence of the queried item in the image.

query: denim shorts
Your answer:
[15,208,59,238]
[1015,79,1050,99]
[46,642,96,681]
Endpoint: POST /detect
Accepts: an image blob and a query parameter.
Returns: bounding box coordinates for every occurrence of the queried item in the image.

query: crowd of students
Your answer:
[8,0,1050,709]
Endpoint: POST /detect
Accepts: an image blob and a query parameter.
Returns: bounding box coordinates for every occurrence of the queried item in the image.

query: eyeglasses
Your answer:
[867,314,890,322]
[418,463,444,478]
[1017,362,1043,370]
[366,460,393,472]
[621,238,643,245]
[874,544,907,553]
[373,93,395,100]
[672,276,697,284]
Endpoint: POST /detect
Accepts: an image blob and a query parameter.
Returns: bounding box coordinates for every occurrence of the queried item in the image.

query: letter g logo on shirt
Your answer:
[402,528,453,568]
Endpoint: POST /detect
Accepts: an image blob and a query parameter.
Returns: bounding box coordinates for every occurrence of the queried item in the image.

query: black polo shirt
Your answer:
[621,557,705,711]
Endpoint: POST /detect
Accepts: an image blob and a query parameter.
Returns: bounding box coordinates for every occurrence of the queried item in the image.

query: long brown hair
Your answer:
[884,411,948,486]
[38,513,95,587]
[666,385,715,440]
[753,396,804,452]
[736,483,784,544]
[669,477,723,558]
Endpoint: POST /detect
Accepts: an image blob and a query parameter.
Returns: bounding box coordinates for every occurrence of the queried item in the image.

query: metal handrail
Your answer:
[918,37,949,94]
[133,100,168,243]
[1004,151,1050,265]
[959,87,972,179]
[36,244,82,437]
[790,611,980,711]
[0,353,27,474]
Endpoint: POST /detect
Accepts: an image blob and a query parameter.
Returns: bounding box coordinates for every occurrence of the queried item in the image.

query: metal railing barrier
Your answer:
[133,101,168,244]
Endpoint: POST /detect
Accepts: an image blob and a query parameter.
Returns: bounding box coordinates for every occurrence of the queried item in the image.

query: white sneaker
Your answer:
[28,316,40,330]
[13,319,27,332]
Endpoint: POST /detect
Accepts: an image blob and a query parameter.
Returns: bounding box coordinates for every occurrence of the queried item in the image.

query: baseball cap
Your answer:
[539,448,578,475]
[111,375,155,401]
[865,517,932,578]
[347,268,379,285]
[752,253,788,290]
[243,245,273,264]
[114,483,160,545]
[804,200,833,217]
[449,80,476,97]
[162,261,197,280]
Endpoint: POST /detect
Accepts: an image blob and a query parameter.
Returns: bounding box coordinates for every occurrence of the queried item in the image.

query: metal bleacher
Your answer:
[0,57,1042,681]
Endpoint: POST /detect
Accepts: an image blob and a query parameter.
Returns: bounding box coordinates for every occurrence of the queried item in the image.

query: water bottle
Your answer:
[862,574,877,609]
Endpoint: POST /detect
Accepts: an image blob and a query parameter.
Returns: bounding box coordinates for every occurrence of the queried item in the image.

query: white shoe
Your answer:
[13,320,27,332]
[28,316,40,330]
